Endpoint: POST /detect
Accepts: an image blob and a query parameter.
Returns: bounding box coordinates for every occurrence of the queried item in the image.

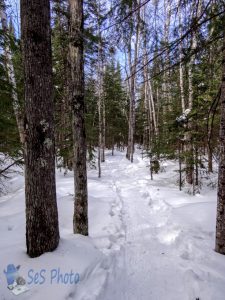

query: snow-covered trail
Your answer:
[97,152,186,300]
[1,149,225,300]
[95,150,225,300]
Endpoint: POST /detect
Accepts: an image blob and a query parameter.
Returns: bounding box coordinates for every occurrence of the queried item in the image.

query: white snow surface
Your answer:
[0,149,225,300]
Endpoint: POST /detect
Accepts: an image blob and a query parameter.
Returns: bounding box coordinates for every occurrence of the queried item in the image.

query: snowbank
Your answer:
[1,149,225,300]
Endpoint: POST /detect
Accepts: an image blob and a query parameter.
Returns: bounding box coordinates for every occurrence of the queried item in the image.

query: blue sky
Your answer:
[6,0,20,36]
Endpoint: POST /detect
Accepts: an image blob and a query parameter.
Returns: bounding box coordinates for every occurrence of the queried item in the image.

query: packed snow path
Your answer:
[1,149,225,300]
[92,150,225,300]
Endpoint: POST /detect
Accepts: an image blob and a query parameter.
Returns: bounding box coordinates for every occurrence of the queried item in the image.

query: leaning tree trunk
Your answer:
[69,0,88,235]
[215,29,225,255]
[21,0,59,257]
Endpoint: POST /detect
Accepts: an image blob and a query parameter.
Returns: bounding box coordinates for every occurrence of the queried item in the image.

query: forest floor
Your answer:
[1,149,225,300]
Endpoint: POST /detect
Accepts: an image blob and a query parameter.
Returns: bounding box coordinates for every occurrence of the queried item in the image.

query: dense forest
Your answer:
[1,0,225,298]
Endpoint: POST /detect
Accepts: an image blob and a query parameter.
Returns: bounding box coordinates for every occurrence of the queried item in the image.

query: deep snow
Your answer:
[0,149,225,300]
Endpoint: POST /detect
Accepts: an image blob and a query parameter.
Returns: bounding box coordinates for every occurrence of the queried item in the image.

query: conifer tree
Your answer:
[215,14,225,255]
[69,0,88,235]
[21,0,59,257]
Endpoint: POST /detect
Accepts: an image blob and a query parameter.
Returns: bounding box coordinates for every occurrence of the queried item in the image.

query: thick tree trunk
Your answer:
[21,0,59,257]
[0,1,25,145]
[215,31,225,254]
[69,0,88,235]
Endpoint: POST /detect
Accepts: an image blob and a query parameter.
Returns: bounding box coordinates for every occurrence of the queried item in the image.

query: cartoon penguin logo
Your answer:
[3,264,20,286]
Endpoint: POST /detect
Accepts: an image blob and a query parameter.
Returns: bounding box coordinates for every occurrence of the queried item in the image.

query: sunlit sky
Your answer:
[6,0,20,36]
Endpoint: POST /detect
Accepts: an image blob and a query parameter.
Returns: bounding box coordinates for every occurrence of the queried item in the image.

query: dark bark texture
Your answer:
[21,0,59,257]
[69,0,88,235]
[216,32,225,254]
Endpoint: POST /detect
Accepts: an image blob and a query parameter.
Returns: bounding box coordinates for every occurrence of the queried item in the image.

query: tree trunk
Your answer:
[215,29,225,255]
[21,0,59,257]
[98,84,102,178]
[69,0,88,235]
[148,79,157,137]
[207,28,215,174]
[130,64,136,163]
[208,145,213,173]
[126,1,141,162]
[96,4,105,174]
[163,0,172,112]
[127,41,133,161]
[143,58,151,151]
[97,41,103,176]
[102,94,106,163]
[185,0,202,186]
[178,1,185,113]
